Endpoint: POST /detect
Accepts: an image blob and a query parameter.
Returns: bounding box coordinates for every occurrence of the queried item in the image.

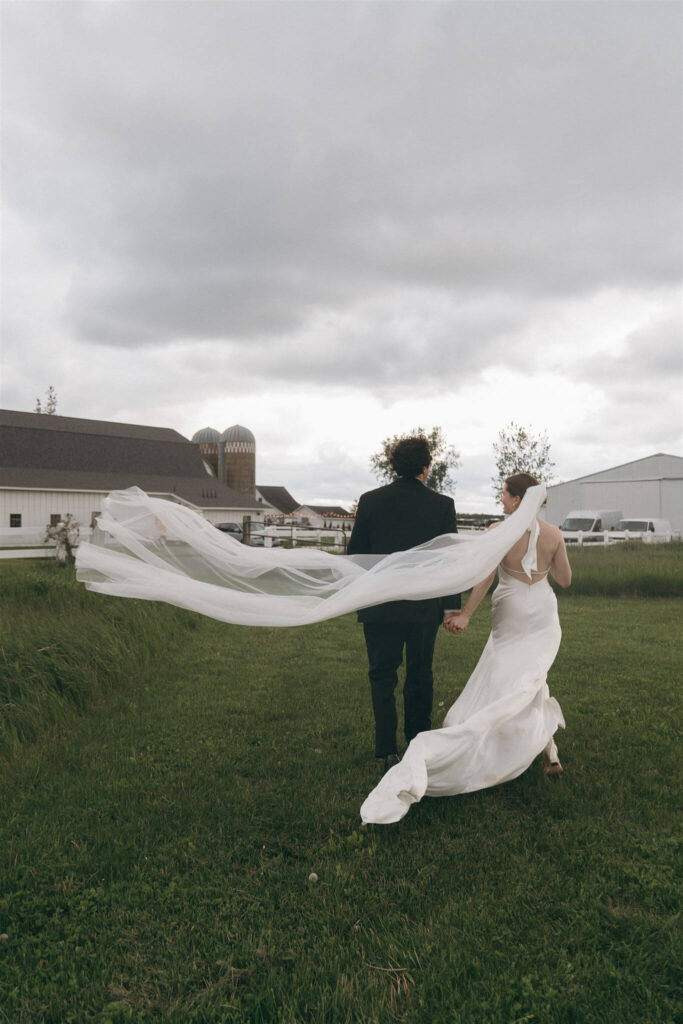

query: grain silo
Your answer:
[191,427,220,476]
[220,424,256,499]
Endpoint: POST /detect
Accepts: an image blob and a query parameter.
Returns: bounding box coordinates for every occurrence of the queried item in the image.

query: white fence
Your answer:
[562,530,673,546]
[0,526,347,559]
[0,547,54,560]
[0,527,93,560]
[3,528,675,562]
[268,527,347,548]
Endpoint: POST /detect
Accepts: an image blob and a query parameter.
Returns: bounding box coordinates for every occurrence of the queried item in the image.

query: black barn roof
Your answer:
[305,504,353,517]
[256,485,300,515]
[0,409,262,509]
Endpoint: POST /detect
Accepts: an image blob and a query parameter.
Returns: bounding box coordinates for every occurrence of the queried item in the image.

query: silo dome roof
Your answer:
[191,427,220,443]
[221,424,255,444]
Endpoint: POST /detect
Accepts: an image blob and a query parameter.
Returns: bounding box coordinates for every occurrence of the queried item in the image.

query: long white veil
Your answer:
[75,484,547,627]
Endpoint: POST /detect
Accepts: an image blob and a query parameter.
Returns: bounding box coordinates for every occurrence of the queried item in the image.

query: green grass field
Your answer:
[553,540,683,597]
[0,559,680,1022]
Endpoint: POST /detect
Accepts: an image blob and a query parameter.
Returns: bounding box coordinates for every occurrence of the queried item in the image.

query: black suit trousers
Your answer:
[362,621,441,757]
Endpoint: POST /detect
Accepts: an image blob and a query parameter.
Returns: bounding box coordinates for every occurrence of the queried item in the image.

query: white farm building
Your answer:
[0,409,265,545]
[544,453,683,536]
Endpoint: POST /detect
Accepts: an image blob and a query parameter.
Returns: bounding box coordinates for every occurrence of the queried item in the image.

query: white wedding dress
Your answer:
[360,519,565,825]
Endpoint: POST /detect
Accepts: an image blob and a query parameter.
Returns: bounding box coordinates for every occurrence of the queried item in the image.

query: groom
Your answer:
[348,435,461,771]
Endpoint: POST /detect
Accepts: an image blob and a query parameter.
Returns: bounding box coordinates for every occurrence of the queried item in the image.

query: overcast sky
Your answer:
[1,1,681,511]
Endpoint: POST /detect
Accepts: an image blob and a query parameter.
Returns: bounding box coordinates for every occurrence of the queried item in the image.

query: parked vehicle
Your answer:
[559,509,673,545]
[214,521,282,547]
[560,509,623,534]
[215,522,243,538]
[615,518,672,543]
[248,522,282,547]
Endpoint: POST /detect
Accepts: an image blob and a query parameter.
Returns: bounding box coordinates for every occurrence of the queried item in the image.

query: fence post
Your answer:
[242,516,251,545]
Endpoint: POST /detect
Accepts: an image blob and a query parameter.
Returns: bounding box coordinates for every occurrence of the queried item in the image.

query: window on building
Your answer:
[50,514,61,526]
[9,514,21,528]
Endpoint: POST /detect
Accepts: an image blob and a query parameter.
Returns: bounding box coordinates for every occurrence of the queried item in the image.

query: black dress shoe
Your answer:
[383,753,401,772]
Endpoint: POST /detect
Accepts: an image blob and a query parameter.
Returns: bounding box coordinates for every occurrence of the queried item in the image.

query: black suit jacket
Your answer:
[347,477,461,623]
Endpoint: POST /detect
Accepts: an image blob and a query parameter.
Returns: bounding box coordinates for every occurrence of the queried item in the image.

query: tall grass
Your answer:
[0,561,197,754]
[1,542,679,754]
[555,540,683,597]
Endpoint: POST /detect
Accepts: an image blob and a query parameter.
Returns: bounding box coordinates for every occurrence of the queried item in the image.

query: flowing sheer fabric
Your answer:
[75,484,548,627]
[360,519,565,825]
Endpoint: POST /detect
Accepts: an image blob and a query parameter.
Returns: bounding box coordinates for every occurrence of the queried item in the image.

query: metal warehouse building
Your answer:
[543,453,683,536]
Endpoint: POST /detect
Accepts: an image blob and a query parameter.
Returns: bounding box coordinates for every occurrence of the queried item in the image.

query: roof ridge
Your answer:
[0,408,188,441]
[550,451,682,487]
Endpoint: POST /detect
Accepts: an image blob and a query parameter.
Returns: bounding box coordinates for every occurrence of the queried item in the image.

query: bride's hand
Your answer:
[447,611,470,633]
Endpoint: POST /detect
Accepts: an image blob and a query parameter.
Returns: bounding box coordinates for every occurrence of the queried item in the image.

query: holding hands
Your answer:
[443,568,495,637]
[444,611,470,634]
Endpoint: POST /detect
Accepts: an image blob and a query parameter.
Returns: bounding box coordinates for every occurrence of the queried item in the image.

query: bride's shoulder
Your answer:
[538,520,563,550]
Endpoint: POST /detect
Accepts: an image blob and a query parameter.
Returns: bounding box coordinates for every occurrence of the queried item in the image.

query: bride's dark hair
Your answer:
[390,436,432,478]
[505,472,539,499]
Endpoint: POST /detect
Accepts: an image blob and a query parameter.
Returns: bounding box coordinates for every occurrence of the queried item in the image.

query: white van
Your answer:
[615,518,672,543]
[560,509,623,533]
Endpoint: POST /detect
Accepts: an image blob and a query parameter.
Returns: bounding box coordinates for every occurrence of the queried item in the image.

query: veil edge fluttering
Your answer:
[75,484,547,627]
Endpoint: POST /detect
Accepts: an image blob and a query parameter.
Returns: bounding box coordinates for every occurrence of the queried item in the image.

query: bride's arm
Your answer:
[445,522,500,632]
[446,570,497,632]
[549,530,572,588]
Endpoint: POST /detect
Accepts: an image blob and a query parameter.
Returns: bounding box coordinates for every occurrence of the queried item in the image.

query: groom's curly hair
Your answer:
[390,436,432,479]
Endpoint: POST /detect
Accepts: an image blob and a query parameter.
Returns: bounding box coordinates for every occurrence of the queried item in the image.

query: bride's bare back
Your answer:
[497,519,572,587]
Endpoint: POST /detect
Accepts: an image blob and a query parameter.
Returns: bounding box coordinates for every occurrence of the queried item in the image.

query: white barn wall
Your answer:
[661,479,683,534]
[661,484,681,535]
[544,482,585,526]
[200,508,264,525]
[589,454,678,482]
[294,506,351,529]
[0,489,107,532]
[0,488,264,543]
[582,480,660,516]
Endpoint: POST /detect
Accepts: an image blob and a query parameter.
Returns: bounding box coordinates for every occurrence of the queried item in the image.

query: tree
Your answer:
[35,386,57,415]
[45,514,79,564]
[491,422,556,503]
[370,426,461,494]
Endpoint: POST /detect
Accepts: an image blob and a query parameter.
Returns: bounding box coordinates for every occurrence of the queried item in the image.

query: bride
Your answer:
[360,472,571,825]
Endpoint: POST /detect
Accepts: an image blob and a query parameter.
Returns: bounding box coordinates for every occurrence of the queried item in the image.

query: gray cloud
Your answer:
[561,302,682,421]
[557,305,682,470]
[258,444,376,507]
[3,0,680,380]
[612,311,683,389]
[1,0,680,506]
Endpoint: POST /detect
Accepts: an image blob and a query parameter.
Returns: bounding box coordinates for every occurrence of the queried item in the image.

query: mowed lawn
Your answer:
[0,585,679,1023]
